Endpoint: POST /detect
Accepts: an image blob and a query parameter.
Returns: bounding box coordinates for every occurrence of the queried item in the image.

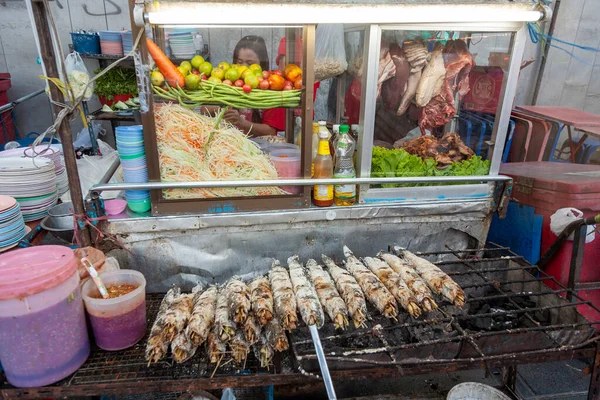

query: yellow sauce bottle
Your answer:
[313,130,334,207]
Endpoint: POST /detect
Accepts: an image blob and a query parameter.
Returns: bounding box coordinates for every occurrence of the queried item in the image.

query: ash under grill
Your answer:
[289,245,598,372]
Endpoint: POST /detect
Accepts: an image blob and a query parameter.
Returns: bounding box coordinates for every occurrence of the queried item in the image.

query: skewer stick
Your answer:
[309,324,337,400]
[211,354,224,378]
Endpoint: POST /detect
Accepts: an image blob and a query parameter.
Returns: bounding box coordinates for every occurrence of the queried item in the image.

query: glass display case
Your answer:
[128,1,542,216]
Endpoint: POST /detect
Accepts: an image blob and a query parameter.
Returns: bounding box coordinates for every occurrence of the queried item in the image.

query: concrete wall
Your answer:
[516,0,600,113]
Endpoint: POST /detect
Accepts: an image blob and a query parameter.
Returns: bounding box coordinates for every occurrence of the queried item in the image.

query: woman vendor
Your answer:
[222,35,284,137]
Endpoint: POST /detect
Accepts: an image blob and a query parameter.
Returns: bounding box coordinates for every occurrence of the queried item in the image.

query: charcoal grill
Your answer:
[2,244,600,399]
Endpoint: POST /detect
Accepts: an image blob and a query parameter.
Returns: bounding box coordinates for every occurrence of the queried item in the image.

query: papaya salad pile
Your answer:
[147,39,302,109]
[155,103,287,199]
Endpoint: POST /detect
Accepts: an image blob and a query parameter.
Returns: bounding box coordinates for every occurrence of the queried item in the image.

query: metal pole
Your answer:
[90,175,512,193]
[31,0,92,247]
[82,101,99,155]
[0,88,45,114]
[309,324,337,400]
[532,0,561,106]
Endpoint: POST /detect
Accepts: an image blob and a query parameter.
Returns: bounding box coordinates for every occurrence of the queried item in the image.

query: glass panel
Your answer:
[365,29,514,185]
[149,26,306,199]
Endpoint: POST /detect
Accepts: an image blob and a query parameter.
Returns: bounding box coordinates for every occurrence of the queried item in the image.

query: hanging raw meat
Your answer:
[377,45,396,99]
[418,39,474,134]
[396,40,429,116]
[381,44,410,112]
[415,42,446,107]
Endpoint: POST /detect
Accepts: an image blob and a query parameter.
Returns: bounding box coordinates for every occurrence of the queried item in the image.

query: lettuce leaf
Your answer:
[370,147,490,187]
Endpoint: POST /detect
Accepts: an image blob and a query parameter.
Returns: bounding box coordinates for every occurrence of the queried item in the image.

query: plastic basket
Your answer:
[70,33,100,55]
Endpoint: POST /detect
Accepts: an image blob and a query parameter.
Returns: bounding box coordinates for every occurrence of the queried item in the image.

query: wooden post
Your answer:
[31,0,92,247]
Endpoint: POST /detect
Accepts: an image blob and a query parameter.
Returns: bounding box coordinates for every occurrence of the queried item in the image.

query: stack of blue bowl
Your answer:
[115,126,150,214]
[121,30,133,54]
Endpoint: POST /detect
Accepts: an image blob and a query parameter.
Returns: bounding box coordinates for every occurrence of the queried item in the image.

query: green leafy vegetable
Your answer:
[93,67,138,100]
[371,147,490,187]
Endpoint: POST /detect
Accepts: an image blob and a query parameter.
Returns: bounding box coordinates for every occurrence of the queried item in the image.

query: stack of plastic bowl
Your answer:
[115,126,150,214]
[269,148,302,194]
[99,31,123,56]
[120,30,133,54]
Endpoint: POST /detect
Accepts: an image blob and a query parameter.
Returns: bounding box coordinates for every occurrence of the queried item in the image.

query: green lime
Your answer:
[244,74,259,89]
[198,61,213,77]
[225,68,240,82]
[176,65,189,76]
[208,76,222,84]
[211,67,225,80]
[150,70,164,86]
[191,55,205,70]
[185,73,200,90]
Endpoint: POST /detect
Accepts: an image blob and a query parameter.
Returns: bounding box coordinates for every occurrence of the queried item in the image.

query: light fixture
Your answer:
[143,3,543,26]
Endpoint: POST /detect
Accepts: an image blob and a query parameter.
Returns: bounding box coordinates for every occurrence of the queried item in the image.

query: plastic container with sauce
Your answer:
[82,269,147,351]
[269,148,301,194]
[0,246,90,388]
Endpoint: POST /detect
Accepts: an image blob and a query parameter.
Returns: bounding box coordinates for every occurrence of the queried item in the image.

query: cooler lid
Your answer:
[500,162,600,195]
[0,245,77,300]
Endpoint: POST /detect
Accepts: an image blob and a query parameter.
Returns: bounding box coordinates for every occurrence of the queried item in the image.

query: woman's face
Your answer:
[236,48,260,67]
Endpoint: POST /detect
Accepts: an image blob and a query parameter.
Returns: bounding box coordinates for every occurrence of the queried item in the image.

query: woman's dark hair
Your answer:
[233,35,270,71]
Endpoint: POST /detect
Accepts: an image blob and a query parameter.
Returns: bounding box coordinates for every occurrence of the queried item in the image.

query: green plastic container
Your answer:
[127,199,151,214]
[119,153,146,160]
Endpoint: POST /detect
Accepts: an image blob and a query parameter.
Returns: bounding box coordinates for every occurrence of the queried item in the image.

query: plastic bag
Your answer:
[550,207,596,243]
[61,139,123,202]
[73,122,106,149]
[220,388,236,400]
[314,24,348,81]
[65,52,94,101]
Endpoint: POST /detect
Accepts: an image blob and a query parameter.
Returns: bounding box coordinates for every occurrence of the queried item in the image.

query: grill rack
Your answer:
[2,244,600,399]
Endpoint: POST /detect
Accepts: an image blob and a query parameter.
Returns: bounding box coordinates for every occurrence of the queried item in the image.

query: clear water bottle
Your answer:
[333,124,356,206]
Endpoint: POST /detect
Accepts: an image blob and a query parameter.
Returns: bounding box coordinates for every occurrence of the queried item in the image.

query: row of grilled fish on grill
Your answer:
[145,246,465,368]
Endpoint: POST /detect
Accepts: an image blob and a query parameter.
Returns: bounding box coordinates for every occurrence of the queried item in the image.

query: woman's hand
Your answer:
[223,108,246,129]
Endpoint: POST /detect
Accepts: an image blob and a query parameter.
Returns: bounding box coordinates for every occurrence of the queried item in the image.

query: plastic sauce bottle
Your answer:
[334,125,357,206]
[294,116,302,148]
[330,124,340,159]
[313,130,334,207]
[311,122,319,177]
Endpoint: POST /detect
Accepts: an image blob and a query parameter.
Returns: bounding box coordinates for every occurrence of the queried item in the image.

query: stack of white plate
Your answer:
[0,146,68,196]
[0,158,58,222]
[169,31,196,59]
[0,195,29,253]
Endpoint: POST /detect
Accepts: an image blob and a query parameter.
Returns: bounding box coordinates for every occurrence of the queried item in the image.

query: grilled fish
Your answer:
[186,285,218,346]
[249,276,274,326]
[343,246,398,320]
[145,287,180,365]
[288,255,324,328]
[307,259,349,329]
[268,260,298,330]
[394,246,465,308]
[363,256,421,317]
[379,252,438,312]
[322,254,368,328]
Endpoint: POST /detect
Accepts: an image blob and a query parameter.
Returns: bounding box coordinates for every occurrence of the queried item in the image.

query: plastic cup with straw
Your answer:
[81,257,109,299]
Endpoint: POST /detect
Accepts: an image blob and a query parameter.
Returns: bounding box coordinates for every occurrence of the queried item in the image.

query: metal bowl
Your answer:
[447,382,511,400]
[48,202,74,217]
[41,214,74,243]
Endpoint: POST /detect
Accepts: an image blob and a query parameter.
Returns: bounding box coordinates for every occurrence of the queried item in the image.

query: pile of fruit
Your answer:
[147,39,302,109]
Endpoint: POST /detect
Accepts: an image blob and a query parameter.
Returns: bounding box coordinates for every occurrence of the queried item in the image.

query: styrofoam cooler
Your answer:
[499,161,600,322]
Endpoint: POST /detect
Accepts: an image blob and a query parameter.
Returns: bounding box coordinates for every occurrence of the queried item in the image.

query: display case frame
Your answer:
[127,0,540,216]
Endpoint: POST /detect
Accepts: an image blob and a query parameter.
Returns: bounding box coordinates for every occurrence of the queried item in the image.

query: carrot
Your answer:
[146,38,185,88]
